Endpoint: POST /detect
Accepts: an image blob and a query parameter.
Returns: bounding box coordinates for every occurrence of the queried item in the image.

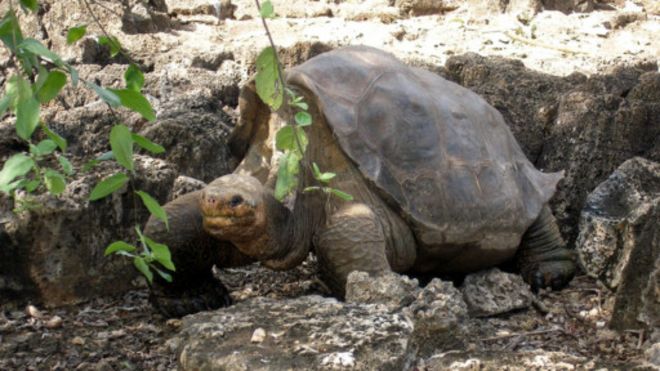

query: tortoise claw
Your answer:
[150,279,232,318]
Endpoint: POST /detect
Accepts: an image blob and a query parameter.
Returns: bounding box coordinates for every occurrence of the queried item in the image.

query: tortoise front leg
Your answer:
[144,190,250,317]
[314,203,391,298]
[516,205,577,292]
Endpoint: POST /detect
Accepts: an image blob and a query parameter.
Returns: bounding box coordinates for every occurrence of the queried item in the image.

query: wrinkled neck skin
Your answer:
[239,187,324,271]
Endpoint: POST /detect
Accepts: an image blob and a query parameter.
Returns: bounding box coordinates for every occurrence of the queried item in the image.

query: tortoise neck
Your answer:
[257,188,324,270]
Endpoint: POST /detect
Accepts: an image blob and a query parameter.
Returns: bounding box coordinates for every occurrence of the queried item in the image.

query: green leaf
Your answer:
[132,133,165,154]
[98,35,121,58]
[15,97,40,140]
[143,235,175,271]
[0,11,24,52]
[110,124,134,171]
[35,65,49,92]
[86,82,121,107]
[19,38,64,66]
[6,75,30,110]
[152,267,173,282]
[133,256,153,284]
[318,172,336,183]
[89,172,129,201]
[303,186,321,193]
[124,64,144,92]
[37,70,66,103]
[34,139,57,156]
[0,153,34,187]
[66,25,86,45]
[274,152,300,201]
[0,95,11,117]
[42,125,67,152]
[19,0,38,13]
[83,151,114,172]
[255,47,283,110]
[260,0,275,18]
[104,241,137,256]
[25,179,40,192]
[109,89,156,122]
[330,188,353,201]
[275,126,308,154]
[312,162,322,178]
[43,169,66,195]
[292,101,308,111]
[294,111,312,127]
[58,155,74,175]
[135,190,168,230]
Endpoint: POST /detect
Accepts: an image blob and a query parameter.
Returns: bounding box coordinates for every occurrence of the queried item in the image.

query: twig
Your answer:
[504,31,586,55]
[254,0,308,166]
[481,327,562,342]
[624,329,644,349]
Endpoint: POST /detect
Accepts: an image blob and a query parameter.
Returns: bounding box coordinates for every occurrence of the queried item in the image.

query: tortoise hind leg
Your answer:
[144,190,234,317]
[516,205,576,292]
[315,203,390,298]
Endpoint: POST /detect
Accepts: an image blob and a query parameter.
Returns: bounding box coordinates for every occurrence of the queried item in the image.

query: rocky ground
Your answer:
[0,260,653,370]
[1,0,659,369]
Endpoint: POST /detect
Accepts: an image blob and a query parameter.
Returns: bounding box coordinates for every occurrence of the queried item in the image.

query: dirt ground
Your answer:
[0,259,648,369]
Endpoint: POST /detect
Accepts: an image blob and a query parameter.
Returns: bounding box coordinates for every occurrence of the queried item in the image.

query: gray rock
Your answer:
[394,0,460,16]
[345,271,420,310]
[169,176,207,201]
[576,157,659,330]
[173,296,416,370]
[460,268,534,317]
[646,343,660,367]
[0,156,176,306]
[406,278,469,354]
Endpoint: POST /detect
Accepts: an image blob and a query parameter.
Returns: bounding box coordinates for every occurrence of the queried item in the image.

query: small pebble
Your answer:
[45,316,63,329]
[251,328,266,343]
[71,336,86,345]
[26,305,43,319]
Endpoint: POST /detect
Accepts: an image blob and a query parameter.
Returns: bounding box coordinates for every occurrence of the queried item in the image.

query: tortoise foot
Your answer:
[525,259,576,293]
[150,279,232,318]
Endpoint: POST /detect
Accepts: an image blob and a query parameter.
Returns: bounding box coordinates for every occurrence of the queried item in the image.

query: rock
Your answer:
[139,94,237,182]
[345,271,420,309]
[424,350,592,370]
[406,279,469,354]
[641,0,660,15]
[44,315,63,329]
[169,176,207,201]
[250,327,266,343]
[172,296,416,370]
[542,0,595,13]
[0,157,176,307]
[460,268,534,317]
[646,343,660,367]
[576,157,659,330]
[394,0,460,16]
[165,0,218,16]
[121,2,172,34]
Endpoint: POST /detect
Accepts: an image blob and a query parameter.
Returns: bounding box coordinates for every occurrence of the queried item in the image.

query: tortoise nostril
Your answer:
[229,195,243,207]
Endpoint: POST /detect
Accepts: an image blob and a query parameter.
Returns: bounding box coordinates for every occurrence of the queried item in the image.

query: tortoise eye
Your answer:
[229,195,243,207]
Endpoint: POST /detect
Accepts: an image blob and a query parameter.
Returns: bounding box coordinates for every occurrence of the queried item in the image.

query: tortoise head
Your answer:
[200,174,268,247]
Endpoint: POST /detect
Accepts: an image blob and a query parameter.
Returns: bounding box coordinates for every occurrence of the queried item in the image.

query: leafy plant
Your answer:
[0,0,173,284]
[254,0,352,202]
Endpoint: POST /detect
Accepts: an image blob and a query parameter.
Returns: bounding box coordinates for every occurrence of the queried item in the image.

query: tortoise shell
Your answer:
[286,46,562,252]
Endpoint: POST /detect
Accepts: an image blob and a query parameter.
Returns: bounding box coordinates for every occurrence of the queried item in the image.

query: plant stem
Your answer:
[254,0,309,168]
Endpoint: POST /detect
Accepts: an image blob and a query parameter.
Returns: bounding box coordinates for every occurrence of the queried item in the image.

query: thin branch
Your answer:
[504,31,586,55]
[254,0,308,167]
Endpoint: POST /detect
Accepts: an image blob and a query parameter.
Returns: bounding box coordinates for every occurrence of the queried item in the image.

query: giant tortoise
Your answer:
[145,46,576,317]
